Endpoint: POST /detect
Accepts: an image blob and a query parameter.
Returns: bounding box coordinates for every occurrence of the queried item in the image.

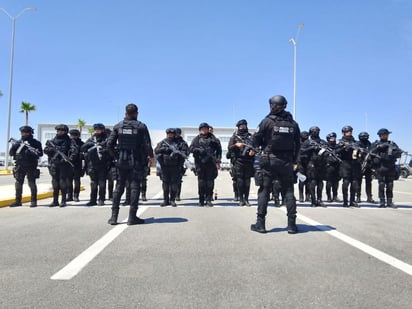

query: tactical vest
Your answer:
[118,122,139,151]
[268,115,295,152]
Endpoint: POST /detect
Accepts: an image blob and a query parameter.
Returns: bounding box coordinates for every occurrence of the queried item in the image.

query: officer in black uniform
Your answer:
[324,132,341,202]
[81,123,112,206]
[155,128,186,206]
[356,131,375,203]
[297,131,310,202]
[105,128,116,201]
[335,125,361,207]
[67,129,84,202]
[107,104,154,225]
[9,126,43,207]
[299,126,327,207]
[189,122,222,206]
[175,128,189,201]
[370,128,402,208]
[227,119,255,206]
[250,95,301,234]
[44,124,78,207]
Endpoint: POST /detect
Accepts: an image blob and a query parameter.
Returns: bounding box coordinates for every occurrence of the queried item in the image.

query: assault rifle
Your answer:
[46,140,74,167]
[9,138,41,157]
[87,137,104,160]
[162,140,187,159]
[308,140,342,163]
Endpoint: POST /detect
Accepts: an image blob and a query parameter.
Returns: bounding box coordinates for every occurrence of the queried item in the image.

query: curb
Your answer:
[0,186,85,208]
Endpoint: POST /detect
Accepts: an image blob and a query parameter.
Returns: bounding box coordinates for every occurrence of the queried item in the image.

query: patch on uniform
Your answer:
[122,128,133,135]
[274,126,294,134]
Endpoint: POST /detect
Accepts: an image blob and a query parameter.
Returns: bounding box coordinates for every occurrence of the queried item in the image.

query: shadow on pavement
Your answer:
[143,217,188,224]
[266,224,336,234]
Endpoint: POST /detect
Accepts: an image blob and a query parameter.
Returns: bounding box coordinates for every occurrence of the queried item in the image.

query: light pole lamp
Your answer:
[0,7,37,171]
[288,23,304,120]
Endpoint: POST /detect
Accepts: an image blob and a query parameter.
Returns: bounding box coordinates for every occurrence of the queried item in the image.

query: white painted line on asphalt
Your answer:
[394,190,412,195]
[51,206,149,281]
[295,212,412,276]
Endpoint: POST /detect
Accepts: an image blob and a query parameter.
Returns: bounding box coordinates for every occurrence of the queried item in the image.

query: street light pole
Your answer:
[0,7,37,171]
[288,23,304,120]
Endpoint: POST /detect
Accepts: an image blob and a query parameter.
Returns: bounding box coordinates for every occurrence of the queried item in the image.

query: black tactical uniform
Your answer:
[324,132,341,202]
[299,126,327,207]
[356,132,375,203]
[227,119,255,206]
[297,131,310,202]
[67,129,84,202]
[44,124,78,207]
[107,104,153,225]
[189,122,222,207]
[81,123,112,206]
[250,95,301,234]
[155,128,186,206]
[175,128,189,201]
[9,126,43,207]
[335,125,362,207]
[104,128,116,201]
[370,128,402,208]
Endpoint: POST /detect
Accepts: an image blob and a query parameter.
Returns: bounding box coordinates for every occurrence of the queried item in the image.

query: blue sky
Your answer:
[0,0,411,153]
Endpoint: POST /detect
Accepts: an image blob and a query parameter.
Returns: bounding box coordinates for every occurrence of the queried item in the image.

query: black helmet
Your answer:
[19,126,34,133]
[69,129,80,136]
[236,119,247,127]
[342,125,353,133]
[377,128,391,135]
[166,128,176,134]
[198,122,210,130]
[55,124,69,132]
[326,132,337,140]
[175,128,182,134]
[269,95,287,108]
[300,131,309,138]
[358,131,369,140]
[93,123,105,130]
[309,126,320,135]
[105,128,112,135]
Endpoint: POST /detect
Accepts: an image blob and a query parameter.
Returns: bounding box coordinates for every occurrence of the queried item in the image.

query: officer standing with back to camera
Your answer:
[107,103,154,225]
[227,119,255,206]
[81,123,112,206]
[9,126,43,207]
[370,128,402,208]
[44,124,78,207]
[67,129,84,202]
[189,122,222,207]
[250,95,301,234]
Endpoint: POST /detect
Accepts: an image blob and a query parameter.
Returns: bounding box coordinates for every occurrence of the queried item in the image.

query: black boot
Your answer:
[49,193,59,207]
[386,198,396,209]
[66,193,73,202]
[30,194,37,208]
[287,216,298,234]
[73,193,80,202]
[141,193,147,202]
[10,199,22,207]
[127,207,144,225]
[251,217,266,233]
[11,183,23,207]
[107,209,119,225]
[86,200,97,206]
[379,199,386,208]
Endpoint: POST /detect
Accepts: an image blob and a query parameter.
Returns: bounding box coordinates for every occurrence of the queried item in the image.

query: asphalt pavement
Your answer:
[1,170,411,308]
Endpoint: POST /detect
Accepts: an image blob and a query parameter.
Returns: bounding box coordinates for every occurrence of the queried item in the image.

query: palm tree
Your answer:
[77,119,86,134]
[19,101,36,126]
[88,127,94,136]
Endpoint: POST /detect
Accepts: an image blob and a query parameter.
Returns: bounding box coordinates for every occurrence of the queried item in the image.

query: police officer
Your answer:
[81,123,111,206]
[105,128,116,201]
[67,129,84,202]
[189,122,222,206]
[370,128,403,208]
[297,131,310,202]
[299,126,327,207]
[324,132,341,202]
[9,126,43,207]
[356,131,375,203]
[250,95,301,234]
[107,103,154,225]
[44,124,78,207]
[227,119,255,206]
[175,128,189,201]
[155,128,186,206]
[335,125,361,207]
